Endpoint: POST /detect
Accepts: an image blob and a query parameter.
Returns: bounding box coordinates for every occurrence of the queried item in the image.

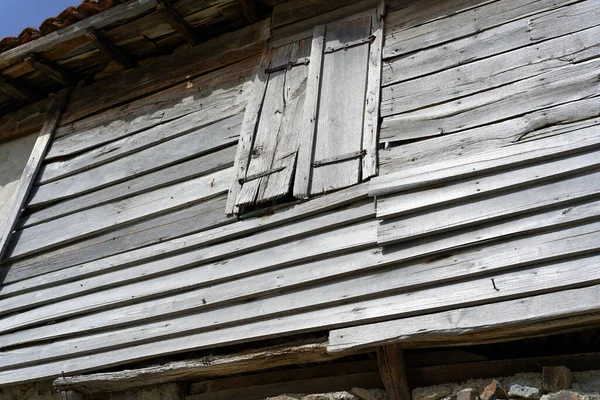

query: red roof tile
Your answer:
[0,0,120,55]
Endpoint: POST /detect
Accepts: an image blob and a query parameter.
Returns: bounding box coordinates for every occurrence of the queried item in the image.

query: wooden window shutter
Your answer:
[227,39,312,214]
[295,3,384,198]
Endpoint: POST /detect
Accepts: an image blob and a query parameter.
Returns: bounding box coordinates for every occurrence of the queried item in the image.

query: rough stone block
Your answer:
[413,384,455,400]
[508,383,542,399]
[480,380,508,400]
[543,367,573,393]
[541,390,581,400]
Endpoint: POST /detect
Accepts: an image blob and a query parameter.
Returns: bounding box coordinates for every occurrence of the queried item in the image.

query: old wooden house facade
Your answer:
[0,0,599,398]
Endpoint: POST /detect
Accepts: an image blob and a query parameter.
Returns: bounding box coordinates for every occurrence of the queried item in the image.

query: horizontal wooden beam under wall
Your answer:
[85,27,136,70]
[157,0,199,46]
[24,54,76,86]
[53,339,350,394]
[0,74,38,101]
[239,0,263,23]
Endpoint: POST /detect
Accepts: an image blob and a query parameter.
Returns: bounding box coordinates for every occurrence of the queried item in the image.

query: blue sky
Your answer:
[0,0,78,38]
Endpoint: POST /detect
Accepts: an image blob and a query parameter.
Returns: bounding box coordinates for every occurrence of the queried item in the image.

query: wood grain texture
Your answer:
[0,89,71,262]
[377,344,411,400]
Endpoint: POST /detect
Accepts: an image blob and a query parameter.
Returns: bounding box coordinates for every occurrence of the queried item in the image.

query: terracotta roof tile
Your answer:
[0,0,120,55]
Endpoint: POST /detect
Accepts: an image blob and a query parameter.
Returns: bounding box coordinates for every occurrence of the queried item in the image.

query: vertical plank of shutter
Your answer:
[309,16,372,195]
[226,46,274,215]
[294,25,325,199]
[362,3,384,180]
[235,45,293,207]
[258,38,312,202]
[0,88,72,261]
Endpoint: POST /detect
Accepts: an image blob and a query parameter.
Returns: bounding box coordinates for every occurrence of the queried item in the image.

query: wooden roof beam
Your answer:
[157,0,199,46]
[0,74,38,102]
[377,344,412,400]
[85,28,136,70]
[24,55,76,86]
[239,0,263,23]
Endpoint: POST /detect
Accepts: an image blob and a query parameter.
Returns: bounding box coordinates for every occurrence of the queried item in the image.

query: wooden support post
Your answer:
[239,0,263,23]
[157,0,199,46]
[60,390,86,400]
[24,54,75,86]
[85,27,136,69]
[377,344,412,400]
[0,88,72,261]
[0,74,37,101]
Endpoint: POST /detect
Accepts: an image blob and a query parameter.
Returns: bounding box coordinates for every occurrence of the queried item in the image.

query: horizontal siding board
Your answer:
[48,56,257,160]
[377,148,600,219]
[2,183,368,291]
[378,169,600,245]
[22,145,237,228]
[2,252,600,385]
[380,59,600,141]
[30,114,241,206]
[4,216,600,353]
[9,168,232,259]
[382,0,600,86]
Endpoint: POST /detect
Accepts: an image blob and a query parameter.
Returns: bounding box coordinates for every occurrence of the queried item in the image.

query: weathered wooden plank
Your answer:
[379,170,600,245]
[382,0,579,59]
[385,0,495,30]
[226,46,273,214]
[0,97,51,143]
[24,55,75,86]
[0,74,38,102]
[31,114,241,206]
[0,218,376,339]
[2,250,600,385]
[361,3,384,180]
[310,16,371,195]
[372,122,600,197]
[381,25,600,117]
[61,19,269,125]
[2,183,368,289]
[0,89,71,262]
[157,0,199,45]
[294,25,325,199]
[382,0,600,87]
[9,168,231,259]
[86,27,136,70]
[48,55,257,159]
[53,340,344,394]
[377,345,411,400]
[381,58,600,141]
[23,146,237,228]
[0,0,159,69]
[377,148,600,219]
[2,195,231,284]
[239,0,263,23]
[328,284,600,353]
[379,101,600,175]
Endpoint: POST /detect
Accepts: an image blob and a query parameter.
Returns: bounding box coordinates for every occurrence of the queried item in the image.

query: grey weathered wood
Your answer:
[377,148,600,219]
[31,114,241,206]
[10,168,231,259]
[23,146,237,228]
[226,46,273,214]
[0,0,159,69]
[377,344,411,400]
[60,390,85,400]
[293,25,325,199]
[24,55,75,86]
[236,40,311,206]
[382,0,579,59]
[381,25,600,117]
[3,195,231,284]
[381,58,600,142]
[0,89,71,262]
[85,28,136,70]
[310,16,371,195]
[379,100,600,176]
[328,284,600,353]
[52,340,343,394]
[372,122,600,197]
[382,0,600,87]
[2,250,599,385]
[157,0,199,45]
[378,169,600,246]
[47,56,257,160]
[361,3,384,180]
[0,213,376,334]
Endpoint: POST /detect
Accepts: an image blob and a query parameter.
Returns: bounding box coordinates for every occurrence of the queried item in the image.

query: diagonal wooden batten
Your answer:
[0,74,38,101]
[24,55,75,86]
[157,0,200,46]
[0,88,72,263]
[86,28,137,70]
[239,0,263,23]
